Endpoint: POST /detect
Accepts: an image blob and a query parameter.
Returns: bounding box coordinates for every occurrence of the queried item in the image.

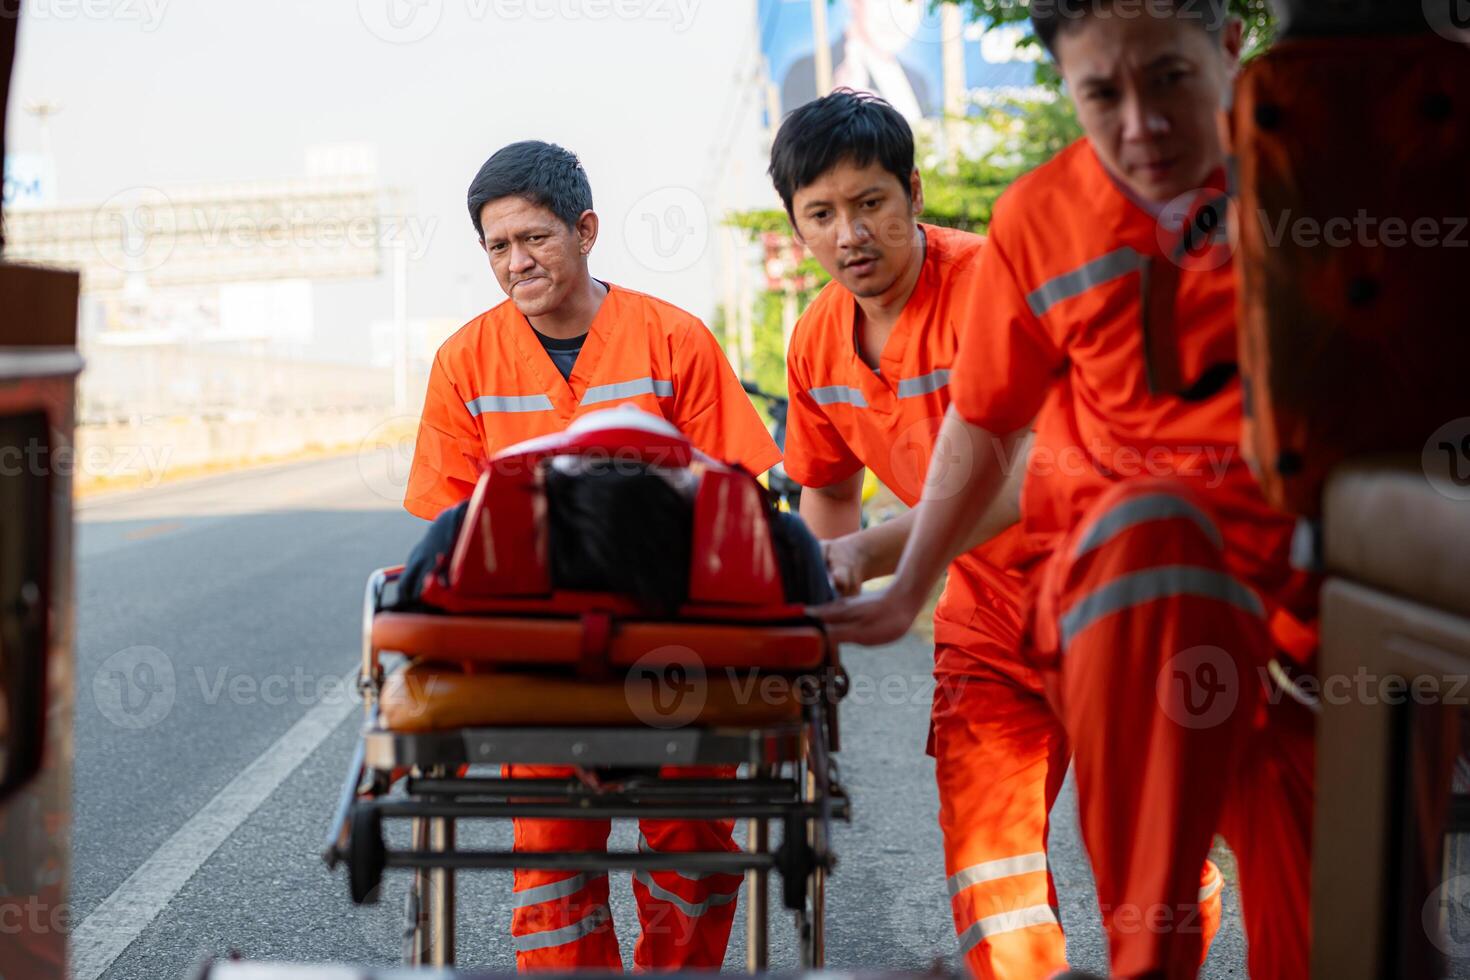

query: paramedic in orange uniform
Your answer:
[769,90,1221,979]
[815,5,1317,979]
[405,140,779,971]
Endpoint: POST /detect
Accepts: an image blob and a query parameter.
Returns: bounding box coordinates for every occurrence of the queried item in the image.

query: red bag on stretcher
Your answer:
[396,406,833,616]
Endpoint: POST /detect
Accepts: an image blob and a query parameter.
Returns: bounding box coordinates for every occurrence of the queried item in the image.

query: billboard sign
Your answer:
[758,0,1043,123]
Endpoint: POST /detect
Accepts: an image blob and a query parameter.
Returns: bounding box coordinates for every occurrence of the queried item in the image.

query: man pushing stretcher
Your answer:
[814,2,1317,978]
[765,89,1224,977]
[404,141,780,971]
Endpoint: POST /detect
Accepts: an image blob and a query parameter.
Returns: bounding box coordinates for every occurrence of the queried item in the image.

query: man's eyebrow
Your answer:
[802,185,889,210]
[1145,53,1190,71]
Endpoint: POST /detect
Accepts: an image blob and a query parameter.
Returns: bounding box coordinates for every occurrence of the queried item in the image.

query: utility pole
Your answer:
[810,0,833,97]
[941,4,966,161]
[22,99,62,201]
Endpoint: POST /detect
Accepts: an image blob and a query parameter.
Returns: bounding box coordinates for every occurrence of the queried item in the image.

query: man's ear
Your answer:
[1220,17,1244,72]
[575,210,599,255]
[789,214,807,247]
[909,168,924,216]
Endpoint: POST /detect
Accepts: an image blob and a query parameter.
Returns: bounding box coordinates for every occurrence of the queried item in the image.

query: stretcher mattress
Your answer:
[372,611,827,672]
[379,660,806,731]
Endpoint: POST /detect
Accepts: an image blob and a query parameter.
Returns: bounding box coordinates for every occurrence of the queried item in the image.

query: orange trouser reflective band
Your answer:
[506,764,743,972]
[1033,478,1313,980]
[932,670,1070,979]
[932,671,1224,979]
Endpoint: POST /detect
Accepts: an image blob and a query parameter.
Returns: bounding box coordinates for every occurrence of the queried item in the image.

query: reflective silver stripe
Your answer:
[1073,493,1223,560]
[579,377,674,406]
[512,904,610,952]
[638,832,734,883]
[947,852,1049,898]
[957,903,1059,953]
[897,369,951,398]
[633,871,740,918]
[512,872,607,909]
[465,393,554,416]
[1199,874,1224,903]
[1026,247,1144,317]
[1059,565,1265,650]
[808,385,868,408]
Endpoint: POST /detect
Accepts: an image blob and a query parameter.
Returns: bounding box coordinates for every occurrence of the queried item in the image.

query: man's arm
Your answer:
[404,351,485,520]
[813,406,1026,642]
[799,469,865,538]
[672,319,782,475]
[825,430,1031,589]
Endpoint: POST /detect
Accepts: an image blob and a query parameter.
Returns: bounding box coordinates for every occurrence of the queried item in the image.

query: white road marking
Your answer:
[69,672,359,980]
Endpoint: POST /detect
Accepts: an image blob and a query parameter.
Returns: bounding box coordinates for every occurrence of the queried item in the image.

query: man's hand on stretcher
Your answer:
[809,411,1030,644]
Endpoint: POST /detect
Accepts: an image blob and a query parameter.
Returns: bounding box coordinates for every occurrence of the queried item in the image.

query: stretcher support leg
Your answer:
[745,763,772,974]
[407,816,431,965]
[429,807,456,966]
[807,768,825,968]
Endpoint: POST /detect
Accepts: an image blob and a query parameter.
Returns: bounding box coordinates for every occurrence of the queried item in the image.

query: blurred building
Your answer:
[0,146,433,424]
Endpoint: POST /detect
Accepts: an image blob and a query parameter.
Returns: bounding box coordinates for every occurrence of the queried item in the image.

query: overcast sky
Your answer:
[9,0,778,356]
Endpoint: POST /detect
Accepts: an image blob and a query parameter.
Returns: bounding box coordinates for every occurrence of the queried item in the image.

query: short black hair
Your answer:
[1031,0,1227,60]
[767,89,915,221]
[466,140,593,241]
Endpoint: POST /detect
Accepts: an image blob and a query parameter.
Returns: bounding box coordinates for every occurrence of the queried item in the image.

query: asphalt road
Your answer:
[69,451,1247,977]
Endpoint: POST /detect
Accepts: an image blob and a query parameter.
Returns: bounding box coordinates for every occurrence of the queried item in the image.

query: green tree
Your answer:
[960,0,1277,70]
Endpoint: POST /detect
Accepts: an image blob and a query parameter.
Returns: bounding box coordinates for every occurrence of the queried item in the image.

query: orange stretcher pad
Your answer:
[374,612,826,732]
[374,408,833,733]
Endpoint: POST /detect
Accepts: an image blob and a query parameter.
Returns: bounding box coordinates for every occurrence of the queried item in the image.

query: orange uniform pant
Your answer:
[931,668,1223,979]
[1031,478,1315,980]
[505,764,743,972]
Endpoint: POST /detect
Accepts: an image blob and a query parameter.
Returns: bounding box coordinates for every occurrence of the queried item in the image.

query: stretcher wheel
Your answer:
[348,805,386,905]
[778,815,814,911]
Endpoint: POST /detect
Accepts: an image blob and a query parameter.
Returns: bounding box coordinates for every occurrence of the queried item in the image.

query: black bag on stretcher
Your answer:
[396,405,834,620]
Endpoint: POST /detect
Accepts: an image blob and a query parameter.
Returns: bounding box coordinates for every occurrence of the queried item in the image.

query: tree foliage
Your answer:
[960,0,1277,67]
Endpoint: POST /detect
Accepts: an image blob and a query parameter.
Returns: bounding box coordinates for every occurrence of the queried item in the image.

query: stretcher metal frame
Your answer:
[325,567,850,971]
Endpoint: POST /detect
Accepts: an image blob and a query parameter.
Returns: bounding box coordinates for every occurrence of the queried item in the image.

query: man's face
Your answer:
[790,158,922,300]
[479,196,596,318]
[1056,10,1241,203]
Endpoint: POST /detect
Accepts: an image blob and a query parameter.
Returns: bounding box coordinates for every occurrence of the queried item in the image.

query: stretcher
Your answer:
[323,409,850,971]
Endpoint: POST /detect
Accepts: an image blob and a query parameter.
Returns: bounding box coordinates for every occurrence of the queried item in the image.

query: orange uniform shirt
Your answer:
[405,282,780,520]
[784,224,1030,677]
[951,140,1296,592]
